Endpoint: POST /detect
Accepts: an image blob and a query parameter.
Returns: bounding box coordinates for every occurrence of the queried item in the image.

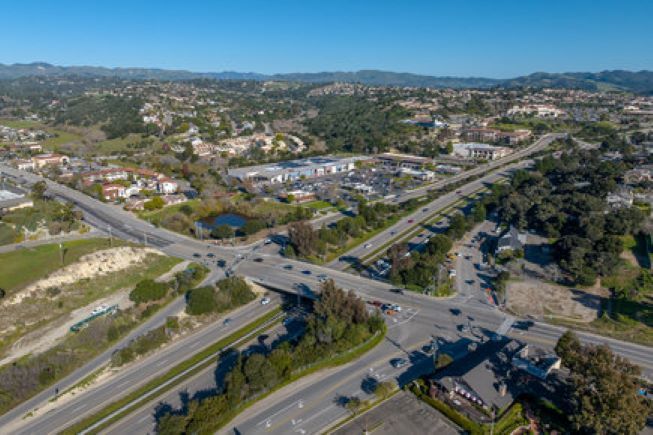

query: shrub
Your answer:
[129,279,168,304]
[186,286,217,315]
[144,196,165,211]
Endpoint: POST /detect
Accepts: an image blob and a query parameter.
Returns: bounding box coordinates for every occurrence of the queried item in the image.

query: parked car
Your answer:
[253,257,264,263]
[390,288,404,294]
[261,297,270,305]
[283,264,293,270]
[391,358,408,368]
[206,253,215,258]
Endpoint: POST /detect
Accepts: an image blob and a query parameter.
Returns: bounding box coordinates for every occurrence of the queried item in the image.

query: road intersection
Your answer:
[1,133,651,434]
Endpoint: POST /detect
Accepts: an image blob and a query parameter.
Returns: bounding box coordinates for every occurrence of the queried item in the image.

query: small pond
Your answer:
[196,213,247,230]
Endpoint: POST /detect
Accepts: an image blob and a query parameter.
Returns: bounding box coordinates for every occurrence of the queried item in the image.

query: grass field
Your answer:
[0,238,126,293]
[138,199,201,223]
[0,223,18,246]
[302,200,333,210]
[92,133,154,155]
[0,118,41,129]
[0,118,83,150]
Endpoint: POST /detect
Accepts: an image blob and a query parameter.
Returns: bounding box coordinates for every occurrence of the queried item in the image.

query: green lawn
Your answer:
[0,238,124,293]
[0,223,18,246]
[0,118,41,129]
[301,200,333,210]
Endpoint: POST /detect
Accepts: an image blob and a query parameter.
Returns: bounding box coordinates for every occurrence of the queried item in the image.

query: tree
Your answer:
[31,180,47,200]
[345,396,363,415]
[288,220,317,257]
[0,288,5,299]
[211,224,234,239]
[555,331,649,434]
[472,203,486,223]
[241,219,265,236]
[186,286,216,315]
[373,381,394,400]
[143,196,165,211]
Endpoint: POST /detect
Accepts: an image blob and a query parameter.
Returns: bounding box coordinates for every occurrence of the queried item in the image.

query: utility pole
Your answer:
[59,243,64,266]
[108,226,113,248]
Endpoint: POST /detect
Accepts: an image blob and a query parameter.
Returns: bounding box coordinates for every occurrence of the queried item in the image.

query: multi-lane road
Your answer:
[1,132,652,433]
[327,133,565,270]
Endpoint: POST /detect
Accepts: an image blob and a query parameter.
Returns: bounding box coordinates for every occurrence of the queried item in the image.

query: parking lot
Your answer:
[332,391,459,435]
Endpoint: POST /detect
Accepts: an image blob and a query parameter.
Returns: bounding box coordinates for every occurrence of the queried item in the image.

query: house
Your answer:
[101,184,127,201]
[157,178,179,194]
[32,153,70,169]
[496,226,526,254]
[624,166,653,184]
[606,186,634,209]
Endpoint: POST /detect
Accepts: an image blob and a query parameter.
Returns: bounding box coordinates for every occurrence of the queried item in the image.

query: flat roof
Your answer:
[228,155,369,179]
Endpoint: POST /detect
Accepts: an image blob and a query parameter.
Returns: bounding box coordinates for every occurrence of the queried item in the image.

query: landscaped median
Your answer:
[60,307,284,435]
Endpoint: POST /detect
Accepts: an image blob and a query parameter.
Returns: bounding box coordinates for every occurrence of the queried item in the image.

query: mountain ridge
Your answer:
[1,62,652,94]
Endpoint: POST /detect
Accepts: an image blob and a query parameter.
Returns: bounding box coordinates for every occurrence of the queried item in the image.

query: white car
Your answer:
[364,243,373,249]
[392,304,402,312]
[260,297,270,305]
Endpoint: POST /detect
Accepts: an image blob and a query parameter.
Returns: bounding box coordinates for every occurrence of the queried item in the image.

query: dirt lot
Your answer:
[4,246,164,306]
[0,246,178,361]
[506,279,606,322]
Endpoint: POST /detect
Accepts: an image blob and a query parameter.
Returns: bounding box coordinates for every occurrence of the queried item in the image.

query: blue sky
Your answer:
[2,0,652,78]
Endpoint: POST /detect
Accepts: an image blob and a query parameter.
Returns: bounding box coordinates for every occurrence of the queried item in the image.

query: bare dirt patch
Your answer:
[506,279,606,322]
[4,246,164,306]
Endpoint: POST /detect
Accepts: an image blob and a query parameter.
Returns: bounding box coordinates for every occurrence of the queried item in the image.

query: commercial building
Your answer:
[377,152,431,170]
[228,155,370,185]
[454,143,512,161]
[463,128,531,145]
[430,339,560,419]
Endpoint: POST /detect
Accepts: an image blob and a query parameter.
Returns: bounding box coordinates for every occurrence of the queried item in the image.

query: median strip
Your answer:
[60,307,283,435]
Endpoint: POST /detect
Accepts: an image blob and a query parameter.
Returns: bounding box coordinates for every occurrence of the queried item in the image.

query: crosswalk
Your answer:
[495,315,515,336]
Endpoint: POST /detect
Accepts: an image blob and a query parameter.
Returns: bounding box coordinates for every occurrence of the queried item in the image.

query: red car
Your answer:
[407,219,414,223]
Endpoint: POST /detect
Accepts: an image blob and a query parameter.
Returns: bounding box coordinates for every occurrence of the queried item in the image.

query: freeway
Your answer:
[101,303,303,434]
[396,132,566,201]
[6,296,282,434]
[2,131,652,433]
[326,133,565,271]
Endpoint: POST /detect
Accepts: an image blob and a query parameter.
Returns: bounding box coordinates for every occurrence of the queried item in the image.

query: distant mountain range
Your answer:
[1,62,653,94]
